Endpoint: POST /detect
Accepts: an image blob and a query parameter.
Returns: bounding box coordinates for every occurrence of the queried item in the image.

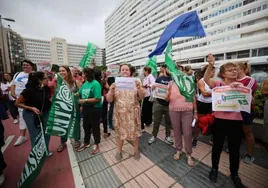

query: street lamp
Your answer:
[0,15,15,72]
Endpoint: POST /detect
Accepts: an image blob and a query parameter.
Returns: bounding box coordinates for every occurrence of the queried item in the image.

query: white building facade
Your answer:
[105,0,268,73]
[24,38,105,67]
[24,38,51,64]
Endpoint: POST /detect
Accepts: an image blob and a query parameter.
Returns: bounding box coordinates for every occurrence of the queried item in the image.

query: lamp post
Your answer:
[0,15,15,72]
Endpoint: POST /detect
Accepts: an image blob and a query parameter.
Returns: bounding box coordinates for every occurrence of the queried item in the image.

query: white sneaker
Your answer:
[0,173,5,186]
[14,136,27,146]
[48,152,53,157]
[13,119,19,124]
[148,136,156,145]
[165,136,174,145]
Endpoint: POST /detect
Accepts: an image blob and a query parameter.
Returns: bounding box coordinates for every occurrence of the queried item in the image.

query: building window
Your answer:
[252,49,257,57]
[237,50,250,58]
[258,47,268,56]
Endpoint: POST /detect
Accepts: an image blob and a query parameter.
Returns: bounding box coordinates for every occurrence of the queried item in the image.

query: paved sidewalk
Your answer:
[74,125,268,188]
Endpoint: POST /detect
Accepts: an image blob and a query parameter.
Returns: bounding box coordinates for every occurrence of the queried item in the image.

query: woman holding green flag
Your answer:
[165,66,198,167]
[57,66,81,152]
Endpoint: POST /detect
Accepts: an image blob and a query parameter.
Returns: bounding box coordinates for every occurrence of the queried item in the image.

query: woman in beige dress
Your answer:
[106,64,145,160]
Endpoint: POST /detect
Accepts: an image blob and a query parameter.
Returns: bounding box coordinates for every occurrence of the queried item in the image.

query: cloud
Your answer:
[0,0,123,48]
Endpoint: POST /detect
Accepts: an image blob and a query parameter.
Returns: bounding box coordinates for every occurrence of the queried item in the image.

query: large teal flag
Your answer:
[18,118,48,188]
[79,42,97,68]
[165,40,195,102]
[145,56,157,76]
[46,75,80,139]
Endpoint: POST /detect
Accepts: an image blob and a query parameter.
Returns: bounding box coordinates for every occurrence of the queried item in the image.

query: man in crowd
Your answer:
[11,60,34,146]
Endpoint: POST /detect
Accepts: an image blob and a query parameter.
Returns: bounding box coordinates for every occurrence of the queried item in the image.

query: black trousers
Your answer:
[7,100,18,120]
[0,120,6,171]
[212,118,243,176]
[82,106,101,145]
[102,101,108,133]
[141,96,153,129]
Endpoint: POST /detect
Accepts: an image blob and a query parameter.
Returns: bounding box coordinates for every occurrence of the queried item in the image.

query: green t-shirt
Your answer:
[78,80,102,108]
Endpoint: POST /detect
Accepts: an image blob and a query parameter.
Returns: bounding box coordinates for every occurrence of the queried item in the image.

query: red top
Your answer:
[237,76,257,110]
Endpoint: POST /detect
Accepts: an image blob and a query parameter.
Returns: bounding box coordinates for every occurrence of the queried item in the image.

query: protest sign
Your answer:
[212,86,252,113]
[107,65,120,77]
[153,83,168,100]
[36,61,51,72]
[115,77,136,91]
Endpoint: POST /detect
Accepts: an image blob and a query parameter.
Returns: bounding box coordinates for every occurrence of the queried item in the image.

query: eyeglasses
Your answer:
[226,68,237,72]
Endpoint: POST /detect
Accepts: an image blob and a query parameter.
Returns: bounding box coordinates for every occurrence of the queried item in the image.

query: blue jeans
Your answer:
[108,102,114,129]
[23,110,50,151]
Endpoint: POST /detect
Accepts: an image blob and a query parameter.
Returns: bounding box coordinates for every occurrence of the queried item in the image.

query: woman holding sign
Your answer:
[204,55,244,188]
[106,64,145,160]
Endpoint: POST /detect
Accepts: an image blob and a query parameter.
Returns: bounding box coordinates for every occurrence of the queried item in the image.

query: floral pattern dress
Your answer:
[113,90,142,141]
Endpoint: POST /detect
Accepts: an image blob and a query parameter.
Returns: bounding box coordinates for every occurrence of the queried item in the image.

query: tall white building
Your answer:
[24,37,105,66]
[105,0,268,74]
[24,38,51,64]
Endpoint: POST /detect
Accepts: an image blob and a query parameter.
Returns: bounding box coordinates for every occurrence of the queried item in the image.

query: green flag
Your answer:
[145,55,157,76]
[18,125,48,188]
[79,42,97,68]
[165,40,196,102]
[46,75,80,139]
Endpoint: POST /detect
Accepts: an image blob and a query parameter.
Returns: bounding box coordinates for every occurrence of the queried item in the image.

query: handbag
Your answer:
[34,88,45,128]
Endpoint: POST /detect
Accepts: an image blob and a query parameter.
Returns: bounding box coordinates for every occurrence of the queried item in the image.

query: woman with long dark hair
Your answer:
[76,68,102,154]
[16,72,52,155]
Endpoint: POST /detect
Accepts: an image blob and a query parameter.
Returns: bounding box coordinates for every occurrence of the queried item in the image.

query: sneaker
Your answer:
[192,139,197,148]
[243,154,255,165]
[103,133,111,139]
[0,173,5,186]
[209,168,218,183]
[165,136,174,145]
[148,136,156,145]
[14,136,27,146]
[13,119,19,124]
[48,152,53,157]
[231,176,244,188]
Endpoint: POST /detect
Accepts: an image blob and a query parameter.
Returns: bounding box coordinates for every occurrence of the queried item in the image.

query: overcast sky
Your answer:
[1,0,123,48]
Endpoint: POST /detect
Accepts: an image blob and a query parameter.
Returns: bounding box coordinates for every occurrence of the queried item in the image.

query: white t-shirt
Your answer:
[12,72,29,98]
[0,82,14,100]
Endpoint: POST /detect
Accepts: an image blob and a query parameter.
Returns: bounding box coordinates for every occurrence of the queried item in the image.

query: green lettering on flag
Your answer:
[79,42,97,68]
[46,75,80,139]
[17,127,47,188]
[145,56,157,76]
[165,40,195,102]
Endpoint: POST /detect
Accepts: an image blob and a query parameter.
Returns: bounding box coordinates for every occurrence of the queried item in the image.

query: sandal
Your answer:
[57,144,66,152]
[76,143,91,152]
[187,156,195,167]
[174,151,181,161]
[91,145,99,155]
[134,151,141,160]
[103,133,111,139]
[74,141,81,149]
[115,151,123,161]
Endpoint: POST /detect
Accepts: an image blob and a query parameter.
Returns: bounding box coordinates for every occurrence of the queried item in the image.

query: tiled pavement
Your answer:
[74,125,268,188]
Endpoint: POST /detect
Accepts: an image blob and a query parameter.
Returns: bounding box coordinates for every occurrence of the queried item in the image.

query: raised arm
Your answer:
[203,54,216,89]
[197,80,211,97]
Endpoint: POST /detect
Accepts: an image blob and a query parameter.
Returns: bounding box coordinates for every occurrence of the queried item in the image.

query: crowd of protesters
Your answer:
[0,54,267,188]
